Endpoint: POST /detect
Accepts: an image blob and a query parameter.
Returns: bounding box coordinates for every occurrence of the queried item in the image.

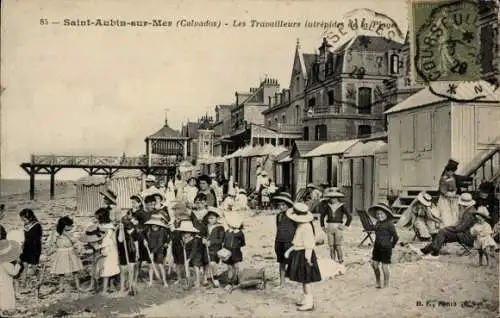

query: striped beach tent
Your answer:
[75,175,108,216]
[109,170,143,210]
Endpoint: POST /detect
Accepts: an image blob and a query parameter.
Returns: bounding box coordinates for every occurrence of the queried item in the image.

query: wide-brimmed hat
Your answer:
[417,192,432,207]
[473,206,491,220]
[323,190,345,199]
[145,175,156,182]
[458,193,476,207]
[130,194,144,206]
[175,220,199,233]
[286,202,314,223]
[306,183,320,190]
[80,225,106,243]
[238,189,247,195]
[272,192,293,206]
[260,170,268,176]
[225,212,243,228]
[368,203,397,220]
[99,188,117,205]
[204,206,221,219]
[0,240,21,263]
[145,214,169,228]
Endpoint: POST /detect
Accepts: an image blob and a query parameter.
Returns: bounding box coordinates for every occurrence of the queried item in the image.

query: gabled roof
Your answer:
[290,141,324,158]
[146,123,188,140]
[385,80,500,115]
[303,139,359,158]
[344,140,387,158]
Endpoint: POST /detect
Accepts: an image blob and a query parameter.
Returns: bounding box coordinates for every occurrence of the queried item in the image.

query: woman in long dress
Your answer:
[437,163,460,227]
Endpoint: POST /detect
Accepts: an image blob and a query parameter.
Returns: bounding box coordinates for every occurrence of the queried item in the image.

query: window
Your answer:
[327,91,334,105]
[307,159,313,183]
[274,116,278,122]
[295,105,300,124]
[390,54,400,74]
[295,76,301,92]
[308,97,316,107]
[315,124,328,141]
[267,120,272,127]
[303,127,309,141]
[358,87,372,114]
[357,125,372,138]
[281,114,286,123]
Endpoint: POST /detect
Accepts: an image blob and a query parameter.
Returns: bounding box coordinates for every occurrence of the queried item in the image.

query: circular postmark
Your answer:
[413,0,497,100]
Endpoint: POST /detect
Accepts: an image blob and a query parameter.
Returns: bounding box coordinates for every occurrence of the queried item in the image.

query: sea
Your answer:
[0,179,74,199]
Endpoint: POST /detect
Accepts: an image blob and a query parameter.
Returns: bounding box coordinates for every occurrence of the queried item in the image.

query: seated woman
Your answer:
[411,192,442,241]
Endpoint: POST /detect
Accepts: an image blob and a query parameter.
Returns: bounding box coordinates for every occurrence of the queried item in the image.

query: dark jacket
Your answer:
[374,220,399,248]
[275,212,296,243]
[319,202,352,228]
[447,207,477,233]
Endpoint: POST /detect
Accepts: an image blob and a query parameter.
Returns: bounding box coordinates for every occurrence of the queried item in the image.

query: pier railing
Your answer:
[30,154,182,167]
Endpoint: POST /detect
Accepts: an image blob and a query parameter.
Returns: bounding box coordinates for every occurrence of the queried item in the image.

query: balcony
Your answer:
[267,122,303,134]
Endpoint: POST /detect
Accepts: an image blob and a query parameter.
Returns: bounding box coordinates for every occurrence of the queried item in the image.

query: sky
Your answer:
[1,0,408,180]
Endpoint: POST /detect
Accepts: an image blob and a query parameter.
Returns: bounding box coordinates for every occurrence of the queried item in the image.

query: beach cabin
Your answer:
[342,137,388,212]
[237,145,254,190]
[75,175,108,216]
[385,82,500,195]
[275,149,292,191]
[373,143,389,205]
[247,145,263,189]
[290,141,324,198]
[108,170,143,211]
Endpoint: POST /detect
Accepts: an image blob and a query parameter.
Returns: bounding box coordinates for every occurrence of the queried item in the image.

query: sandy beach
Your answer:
[1,185,498,318]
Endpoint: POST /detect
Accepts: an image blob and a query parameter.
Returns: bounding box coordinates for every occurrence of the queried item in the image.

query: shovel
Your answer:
[181,241,192,289]
[144,241,162,282]
[121,226,137,296]
[205,245,220,287]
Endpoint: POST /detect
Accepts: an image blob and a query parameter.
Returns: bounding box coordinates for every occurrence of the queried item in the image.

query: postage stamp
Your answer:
[411,0,482,83]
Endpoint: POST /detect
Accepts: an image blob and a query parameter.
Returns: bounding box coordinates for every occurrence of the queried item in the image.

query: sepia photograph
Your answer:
[0,0,499,317]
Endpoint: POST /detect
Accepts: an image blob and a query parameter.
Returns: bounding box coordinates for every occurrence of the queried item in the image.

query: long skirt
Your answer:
[285,250,321,284]
[437,196,459,227]
[50,247,84,275]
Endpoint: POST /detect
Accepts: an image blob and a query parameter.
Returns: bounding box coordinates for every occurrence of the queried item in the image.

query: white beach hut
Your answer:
[75,175,108,216]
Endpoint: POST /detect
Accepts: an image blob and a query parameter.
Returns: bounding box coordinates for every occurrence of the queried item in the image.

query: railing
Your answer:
[309,105,341,114]
[463,146,500,191]
[267,123,303,134]
[29,155,183,166]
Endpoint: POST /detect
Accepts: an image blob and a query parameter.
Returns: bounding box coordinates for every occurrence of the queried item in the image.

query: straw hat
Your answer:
[286,202,314,223]
[368,203,397,220]
[458,193,476,207]
[99,188,117,205]
[145,175,157,182]
[175,220,200,233]
[145,214,169,228]
[0,240,21,263]
[272,192,293,206]
[79,225,106,243]
[417,192,432,207]
[307,183,320,190]
[474,206,491,220]
[225,212,243,229]
[323,190,345,199]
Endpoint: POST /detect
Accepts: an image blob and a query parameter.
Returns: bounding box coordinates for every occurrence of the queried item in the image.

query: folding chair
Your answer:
[357,209,376,247]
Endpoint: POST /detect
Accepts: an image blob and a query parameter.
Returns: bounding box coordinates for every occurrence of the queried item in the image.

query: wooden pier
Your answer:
[20,154,183,200]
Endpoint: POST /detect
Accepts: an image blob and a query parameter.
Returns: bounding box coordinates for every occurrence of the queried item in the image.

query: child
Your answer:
[79,225,106,294]
[184,177,199,206]
[272,192,295,288]
[283,203,322,312]
[0,240,23,316]
[175,220,204,287]
[471,208,498,266]
[19,209,42,289]
[192,193,208,232]
[368,203,399,289]
[94,208,120,295]
[222,213,246,289]
[116,215,141,295]
[49,216,84,292]
[170,202,191,284]
[144,214,171,287]
[202,207,225,287]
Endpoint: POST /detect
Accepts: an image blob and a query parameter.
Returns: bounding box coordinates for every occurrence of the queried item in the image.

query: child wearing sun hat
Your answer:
[175,220,204,287]
[470,208,498,266]
[144,215,171,287]
[368,203,399,289]
[221,212,246,289]
[201,207,225,287]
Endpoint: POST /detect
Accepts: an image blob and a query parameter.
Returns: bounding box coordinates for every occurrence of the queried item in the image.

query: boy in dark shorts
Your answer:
[272,192,295,287]
[368,203,399,288]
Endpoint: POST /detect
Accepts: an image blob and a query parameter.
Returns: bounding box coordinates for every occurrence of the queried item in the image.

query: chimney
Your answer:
[235,92,239,106]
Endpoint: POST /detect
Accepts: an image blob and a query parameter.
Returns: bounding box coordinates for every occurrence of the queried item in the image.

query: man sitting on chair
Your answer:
[410,193,476,260]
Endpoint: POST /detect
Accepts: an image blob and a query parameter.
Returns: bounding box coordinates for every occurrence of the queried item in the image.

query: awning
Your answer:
[246,145,263,157]
[303,139,359,158]
[344,140,387,158]
[237,145,254,157]
[279,156,292,163]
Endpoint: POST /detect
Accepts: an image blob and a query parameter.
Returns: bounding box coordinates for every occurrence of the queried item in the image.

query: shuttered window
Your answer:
[303,127,309,140]
[416,112,432,151]
[338,159,352,187]
[400,116,415,153]
[315,124,328,141]
[358,87,372,114]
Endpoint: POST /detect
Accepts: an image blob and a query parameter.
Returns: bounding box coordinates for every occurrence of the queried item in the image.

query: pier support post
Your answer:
[49,167,57,200]
[29,166,35,201]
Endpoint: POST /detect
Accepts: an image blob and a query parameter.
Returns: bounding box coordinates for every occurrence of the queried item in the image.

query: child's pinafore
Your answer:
[0,262,21,311]
[50,234,83,275]
[98,224,120,278]
[471,222,498,250]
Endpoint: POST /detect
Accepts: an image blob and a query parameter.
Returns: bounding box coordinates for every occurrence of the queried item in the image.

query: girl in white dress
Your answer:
[471,208,498,266]
[0,240,22,315]
[94,208,120,295]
